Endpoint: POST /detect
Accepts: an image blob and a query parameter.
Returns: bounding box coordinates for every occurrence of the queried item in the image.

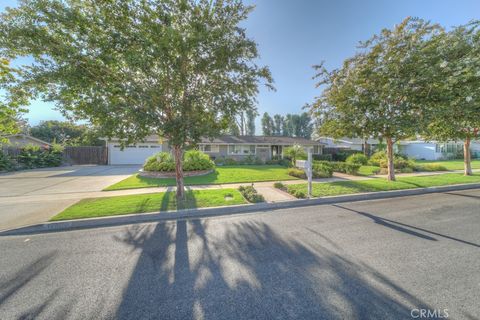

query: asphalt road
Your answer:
[1,190,479,320]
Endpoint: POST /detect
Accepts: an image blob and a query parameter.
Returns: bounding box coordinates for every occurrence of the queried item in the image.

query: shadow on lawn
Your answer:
[113,219,434,319]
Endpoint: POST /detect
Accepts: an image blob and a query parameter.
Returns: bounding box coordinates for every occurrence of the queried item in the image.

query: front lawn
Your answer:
[414,159,480,170]
[286,173,480,198]
[357,165,380,176]
[104,165,298,191]
[51,188,247,221]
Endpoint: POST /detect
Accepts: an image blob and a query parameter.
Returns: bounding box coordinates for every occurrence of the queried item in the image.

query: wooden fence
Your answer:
[63,146,108,165]
[2,146,108,165]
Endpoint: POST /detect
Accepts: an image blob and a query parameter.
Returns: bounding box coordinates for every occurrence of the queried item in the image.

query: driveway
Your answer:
[0,165,139,231]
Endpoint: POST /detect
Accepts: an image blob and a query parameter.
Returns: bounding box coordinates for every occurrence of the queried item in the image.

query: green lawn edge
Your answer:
[51,188,248,221]
[286,173,480,198]
[104,165,298,191]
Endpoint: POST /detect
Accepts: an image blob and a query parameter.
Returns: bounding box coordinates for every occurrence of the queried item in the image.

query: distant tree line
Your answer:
[28,120,104,146]
[261,112,313,138]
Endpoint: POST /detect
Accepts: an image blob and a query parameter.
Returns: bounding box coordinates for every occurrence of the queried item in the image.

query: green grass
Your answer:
[51,188,247,221]
[286,173,480,198]
[357,165,381,176]
[414,159,480,170]
[104,165,298,191]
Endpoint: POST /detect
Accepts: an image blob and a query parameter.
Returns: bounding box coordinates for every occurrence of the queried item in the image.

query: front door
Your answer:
[256,147,270,162]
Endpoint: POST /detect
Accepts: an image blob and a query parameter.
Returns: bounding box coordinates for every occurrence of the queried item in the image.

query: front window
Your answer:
[199,144,219,153]
[228,145,256,155]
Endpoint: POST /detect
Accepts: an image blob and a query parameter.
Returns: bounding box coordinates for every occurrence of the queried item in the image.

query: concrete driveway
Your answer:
[0,165,140,231]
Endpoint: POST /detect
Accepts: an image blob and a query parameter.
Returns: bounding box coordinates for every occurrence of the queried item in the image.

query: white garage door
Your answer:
[109,144,162,165]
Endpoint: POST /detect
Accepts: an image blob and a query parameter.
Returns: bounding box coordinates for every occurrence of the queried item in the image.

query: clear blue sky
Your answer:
[2,0,479,129]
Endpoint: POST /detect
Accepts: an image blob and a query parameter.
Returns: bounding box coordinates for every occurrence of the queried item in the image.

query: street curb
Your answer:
[2,182,480,236]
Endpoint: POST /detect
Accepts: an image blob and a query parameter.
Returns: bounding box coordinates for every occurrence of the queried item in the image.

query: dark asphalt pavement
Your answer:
[1,189,479,320]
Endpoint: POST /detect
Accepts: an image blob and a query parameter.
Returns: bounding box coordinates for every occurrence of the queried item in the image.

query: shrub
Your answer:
[315,161,360,175]
[378,157,415,170]
[415,164,448,172]
[313,154,333,161]
[183,150,215,171]
[294,190,306,199]
[214,157,225,165]
[346,153,368,165]
[144,150,214,172]
[240,155,264,165]
[265,159,279,165]
[332,150,358,162]
[368,151,386,166]
[273,182,285,189]
[0,152,13,171]
[143,152,175,171]
[238,185,265,203]
[17,144,64,169]
[224,158,237,165]
[312,162,333,178]
[287,167,306,179]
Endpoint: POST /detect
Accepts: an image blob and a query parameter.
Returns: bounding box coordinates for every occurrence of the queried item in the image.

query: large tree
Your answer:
[421,22,480,175]
[273,114,283,136]
[261,112,274,135]
[311,17,441,181]
[0,0,272,198]
[30,120,104,146]
[246,109,257,135]
[0,58,27,142]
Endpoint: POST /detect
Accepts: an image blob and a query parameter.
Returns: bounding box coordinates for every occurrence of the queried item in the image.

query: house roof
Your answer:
[318,137,380,145]
[107,135,322,145]
[3,134,52,146]
[199,135,322,145]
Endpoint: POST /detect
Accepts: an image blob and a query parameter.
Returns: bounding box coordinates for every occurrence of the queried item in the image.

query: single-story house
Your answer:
[2,134,52,148]
[317,137,380,153]
[398,140,480,160]
[106,135,324,165]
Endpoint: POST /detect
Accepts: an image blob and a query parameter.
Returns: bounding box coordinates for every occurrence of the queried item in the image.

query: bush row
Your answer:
[143,150,215,172]
[1,144,64,171]
[314,161,361,175]
[214,155,291,167]
[287,162,334,179]
[238,185,265,203]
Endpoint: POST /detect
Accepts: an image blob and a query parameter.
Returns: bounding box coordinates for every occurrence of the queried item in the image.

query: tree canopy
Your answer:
[311,17,442,180]
[0,0,272,197]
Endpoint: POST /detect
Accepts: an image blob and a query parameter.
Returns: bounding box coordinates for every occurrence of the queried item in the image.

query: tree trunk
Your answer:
[173,145,185,199]
[363,139,369,156]
[464,137,472,176]
[386,137,395,181]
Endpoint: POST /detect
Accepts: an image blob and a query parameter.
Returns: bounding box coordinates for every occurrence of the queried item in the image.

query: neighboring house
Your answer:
[318,137,380,153]
[2,134,52,148]
[106,135,324,165]
[398,140,480,160]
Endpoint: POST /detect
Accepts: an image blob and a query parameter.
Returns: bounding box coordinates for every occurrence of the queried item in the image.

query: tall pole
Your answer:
[307,147,312,198]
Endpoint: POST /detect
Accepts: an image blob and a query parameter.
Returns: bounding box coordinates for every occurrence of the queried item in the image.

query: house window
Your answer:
[228,145,256,155]
[199,144,219,153]
[313,145,321,154]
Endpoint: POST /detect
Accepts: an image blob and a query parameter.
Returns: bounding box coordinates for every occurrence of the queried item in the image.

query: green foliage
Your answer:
[312,162,334,178]
[287,167,306,179]
[0,151,13,171]
[315,161,361,175]
[311,18,442,181]
[143,152,175,172]
[346,153,368,165]
[241,155,264,165]
[0,0,272,196]
[238,185,265,203]
[313,154,333,161]
[144,150,214,172]
[261,112,274,135]
[368,151,388,167]
[332,150,359,162]
[17,144,64,169]
[368,151,415,170]
[29,121,104,146]
[284,145,307,166]
[414,164,448,172]
[293,190,306,199]
[273,182,285,189]
[183,150,215,171]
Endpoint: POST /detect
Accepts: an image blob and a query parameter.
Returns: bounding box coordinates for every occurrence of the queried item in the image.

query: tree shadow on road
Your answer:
[114,219,435,319]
